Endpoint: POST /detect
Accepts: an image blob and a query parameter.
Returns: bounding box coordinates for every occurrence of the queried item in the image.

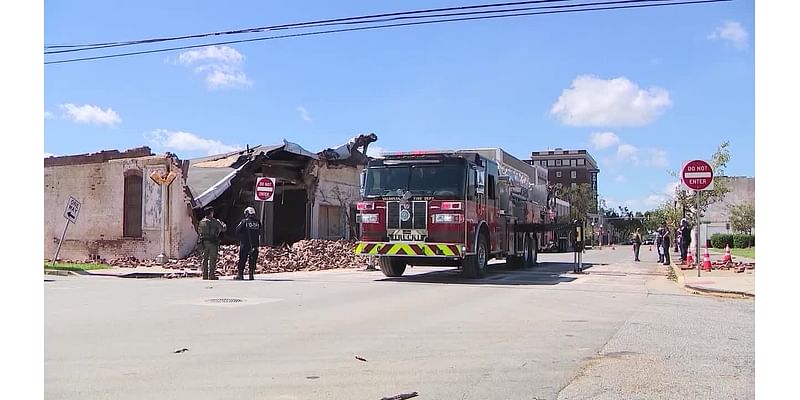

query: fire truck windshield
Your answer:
[364,164,466,198]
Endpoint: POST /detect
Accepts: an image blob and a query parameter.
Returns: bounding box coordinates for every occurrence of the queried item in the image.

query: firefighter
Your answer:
[235,206,261,280]
[198,206,227,280]
[661,222,671,266]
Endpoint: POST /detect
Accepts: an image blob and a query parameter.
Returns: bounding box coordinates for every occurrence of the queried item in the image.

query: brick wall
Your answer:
[44,155,197,261]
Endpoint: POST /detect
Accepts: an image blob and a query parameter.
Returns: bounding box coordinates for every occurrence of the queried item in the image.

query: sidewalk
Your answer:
[44,266,201,279]
[668,250,755,298]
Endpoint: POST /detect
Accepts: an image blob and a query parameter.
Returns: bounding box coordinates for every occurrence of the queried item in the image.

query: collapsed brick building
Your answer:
[43,135,376,262]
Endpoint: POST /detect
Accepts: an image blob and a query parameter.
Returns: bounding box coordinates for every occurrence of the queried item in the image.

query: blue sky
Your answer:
[44,0,754,212]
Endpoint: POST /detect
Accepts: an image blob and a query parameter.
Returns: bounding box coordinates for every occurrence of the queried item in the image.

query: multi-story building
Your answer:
[527,148,600,216]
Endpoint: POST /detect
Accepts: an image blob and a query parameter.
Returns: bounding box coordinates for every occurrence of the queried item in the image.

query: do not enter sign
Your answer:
[681,160,714,191]
[255,177,276,201]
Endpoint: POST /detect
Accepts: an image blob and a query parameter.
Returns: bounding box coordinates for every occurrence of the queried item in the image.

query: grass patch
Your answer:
[711,247,755,260]
[44,262,111,271]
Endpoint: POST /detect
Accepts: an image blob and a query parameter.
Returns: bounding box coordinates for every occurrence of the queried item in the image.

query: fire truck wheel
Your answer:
[378,257,406,277]
[525,236,538,267]
[462,235,488,278]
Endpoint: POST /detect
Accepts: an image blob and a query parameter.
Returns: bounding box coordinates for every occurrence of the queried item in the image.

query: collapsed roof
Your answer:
[187,135,377,209]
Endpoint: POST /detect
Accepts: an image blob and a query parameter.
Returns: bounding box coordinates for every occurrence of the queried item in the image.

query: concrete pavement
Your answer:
[45,248,753,399]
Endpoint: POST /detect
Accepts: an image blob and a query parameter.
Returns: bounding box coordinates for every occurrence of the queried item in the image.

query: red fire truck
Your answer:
[354,148,562,278]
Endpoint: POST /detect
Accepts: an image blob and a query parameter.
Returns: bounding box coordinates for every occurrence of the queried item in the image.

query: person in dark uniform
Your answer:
[235,206,261,280]
[656,226,665,263]
[661,222,671,266]
[679,218,691,263]
[198,206,226,280]
[632,228,642,262]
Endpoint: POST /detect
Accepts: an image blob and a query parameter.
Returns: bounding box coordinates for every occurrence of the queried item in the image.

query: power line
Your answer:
[44,0,710,54]
[44,0,577,52]
[45,0,731,65]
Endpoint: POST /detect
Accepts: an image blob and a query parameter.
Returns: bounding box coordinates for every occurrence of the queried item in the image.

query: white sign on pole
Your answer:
[64,196,81,224]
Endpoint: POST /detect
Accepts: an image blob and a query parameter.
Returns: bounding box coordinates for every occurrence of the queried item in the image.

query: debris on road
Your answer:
[173,348,189,354]
[380,392,419,400]
[355,355,368,362]
[77,240,367,276]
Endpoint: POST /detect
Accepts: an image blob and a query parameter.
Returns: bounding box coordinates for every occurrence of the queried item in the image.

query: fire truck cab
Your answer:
[354,149,550,278]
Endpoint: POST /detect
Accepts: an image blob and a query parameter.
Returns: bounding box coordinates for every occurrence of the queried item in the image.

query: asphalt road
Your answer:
[44,247,754,400]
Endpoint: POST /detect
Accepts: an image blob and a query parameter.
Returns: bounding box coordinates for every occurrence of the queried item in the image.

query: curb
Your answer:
[683,284,754,298]
[44,269,81,277]
[669,263,754,299]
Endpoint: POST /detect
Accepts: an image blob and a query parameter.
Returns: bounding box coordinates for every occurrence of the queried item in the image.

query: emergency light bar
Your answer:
[381,150,456,157]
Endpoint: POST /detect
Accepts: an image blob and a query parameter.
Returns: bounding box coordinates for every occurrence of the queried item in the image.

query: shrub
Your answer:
[711,233,754,248]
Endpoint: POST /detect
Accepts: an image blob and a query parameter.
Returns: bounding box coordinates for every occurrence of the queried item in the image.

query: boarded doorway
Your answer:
[123,172,143,237]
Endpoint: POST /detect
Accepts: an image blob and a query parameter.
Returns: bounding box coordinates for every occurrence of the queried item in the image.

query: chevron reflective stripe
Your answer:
[354,242,461,257]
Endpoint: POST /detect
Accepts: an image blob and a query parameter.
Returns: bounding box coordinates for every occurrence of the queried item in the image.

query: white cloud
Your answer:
[178,46,244,64]
[60,103,121,125]
[614,175,627,183]
[644,194,667,207]
[44,152,56,158]
[616,143,640,165]
[177,46,251,89]
[550,75,672,127]
[44,111,54,119]
[589,131,620,150]
[646,148,668,168]
[145,129,242,156]
[664,181,681,196]
[708,21,748,49]
[297,106,312,122]
[366,146,385,158]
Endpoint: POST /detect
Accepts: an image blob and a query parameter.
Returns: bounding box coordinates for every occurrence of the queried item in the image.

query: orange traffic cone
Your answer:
[702,246,712,271]
[686,248,694,265]
[723,244,732,264]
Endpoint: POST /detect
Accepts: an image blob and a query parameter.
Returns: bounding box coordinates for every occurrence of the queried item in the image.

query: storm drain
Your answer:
[205,298,244,304]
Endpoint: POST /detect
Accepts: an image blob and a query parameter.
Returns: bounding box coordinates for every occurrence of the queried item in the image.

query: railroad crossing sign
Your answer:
[681,160,714,191]
[64,196,81,224]
[254,177,276,202]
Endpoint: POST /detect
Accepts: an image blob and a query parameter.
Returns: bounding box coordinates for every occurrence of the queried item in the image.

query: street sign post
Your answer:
[254,177,276,202]
[681,160,714,277]
[52,197,81,267]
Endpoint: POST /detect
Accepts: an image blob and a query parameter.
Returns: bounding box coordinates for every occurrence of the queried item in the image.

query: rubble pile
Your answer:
[679,260,756,272]
[106,239,367,275]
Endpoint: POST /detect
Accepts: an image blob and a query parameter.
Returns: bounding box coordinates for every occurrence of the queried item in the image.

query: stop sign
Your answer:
[681,160,714,191]
[254,177,276,201]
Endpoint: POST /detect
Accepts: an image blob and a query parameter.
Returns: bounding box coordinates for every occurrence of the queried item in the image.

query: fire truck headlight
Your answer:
[358,213,379,224]
[433,214,464,224]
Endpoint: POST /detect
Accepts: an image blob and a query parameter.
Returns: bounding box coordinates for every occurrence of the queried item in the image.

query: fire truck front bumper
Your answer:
[354,242,463,257]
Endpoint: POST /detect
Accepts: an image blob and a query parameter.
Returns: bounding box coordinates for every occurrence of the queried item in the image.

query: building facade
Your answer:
[44,147,199,262]
[690,176,755,246]
[44,137,374,262]
[528,148,600,215]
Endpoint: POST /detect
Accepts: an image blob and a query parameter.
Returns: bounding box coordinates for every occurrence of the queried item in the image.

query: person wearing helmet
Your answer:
[198,206,227,280]
[235,206,262,280]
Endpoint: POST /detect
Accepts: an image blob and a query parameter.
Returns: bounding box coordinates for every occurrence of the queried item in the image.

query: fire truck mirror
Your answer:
[359,169,366,196]
[476,168,486,194]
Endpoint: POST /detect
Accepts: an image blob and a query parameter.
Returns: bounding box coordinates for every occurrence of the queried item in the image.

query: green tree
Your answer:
[669,141,732,220]
[728,202,755,234]
[557,183,594,222]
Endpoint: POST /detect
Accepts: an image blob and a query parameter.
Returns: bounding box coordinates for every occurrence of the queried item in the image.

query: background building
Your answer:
[686,176,755,246]
[527,148,600,215]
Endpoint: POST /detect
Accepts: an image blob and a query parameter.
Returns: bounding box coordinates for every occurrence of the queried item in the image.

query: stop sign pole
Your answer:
[681,160,714,277]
